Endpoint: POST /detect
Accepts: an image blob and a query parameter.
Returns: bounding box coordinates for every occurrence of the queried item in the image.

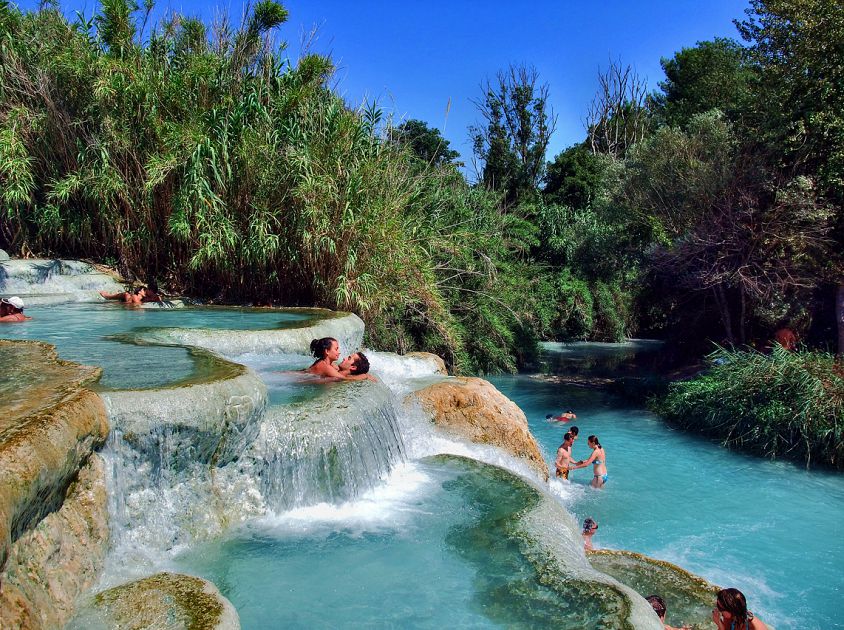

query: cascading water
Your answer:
[0,258,124,303]
[241,380,406,511]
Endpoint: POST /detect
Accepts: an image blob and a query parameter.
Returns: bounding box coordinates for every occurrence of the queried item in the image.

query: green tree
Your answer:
[392,119,461,167]
[543,143,608,209]
[470,64,556,205]
[654,38,755,128]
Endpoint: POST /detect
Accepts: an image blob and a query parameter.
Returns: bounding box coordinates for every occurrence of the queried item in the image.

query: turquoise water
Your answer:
[0,303,310,389]
[491,355,844,630]
[174,456,645,629]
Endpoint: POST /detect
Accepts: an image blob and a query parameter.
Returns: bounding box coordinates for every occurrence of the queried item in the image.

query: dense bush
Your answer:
[654,346,844,469]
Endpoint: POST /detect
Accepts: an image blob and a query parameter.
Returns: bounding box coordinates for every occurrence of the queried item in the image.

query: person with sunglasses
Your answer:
[712,588,768,630]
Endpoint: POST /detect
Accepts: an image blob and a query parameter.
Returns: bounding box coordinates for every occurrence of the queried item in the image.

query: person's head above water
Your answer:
[339,351,370,375]
[569,426,579,438]
[715,588,749,625]
[310,337,339,361]
[0,296,24,314]
[645,595,667,621]
[587,435,601,448]
[563,432,574,446]
[582,518,598,535]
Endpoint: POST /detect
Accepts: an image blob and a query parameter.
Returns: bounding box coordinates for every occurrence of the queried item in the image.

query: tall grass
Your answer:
[0,1,560,372]
[654,346,844,468]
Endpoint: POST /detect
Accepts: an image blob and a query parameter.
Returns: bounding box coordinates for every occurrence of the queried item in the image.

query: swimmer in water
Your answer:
[582,517,598,550]
[712,588,768,630]
[0,296,31,322]
[306,338,375,381]
[546,409,577,422]
[646,594,690,630]
[571,435,607,488]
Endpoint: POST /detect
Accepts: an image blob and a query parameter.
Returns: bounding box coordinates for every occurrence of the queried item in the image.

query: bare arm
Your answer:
[573,450,598,469]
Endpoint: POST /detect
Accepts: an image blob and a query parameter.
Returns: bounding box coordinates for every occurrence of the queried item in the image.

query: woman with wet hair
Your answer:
[572,435,608,488]
[712,588,768,630]
[306,337,375,381]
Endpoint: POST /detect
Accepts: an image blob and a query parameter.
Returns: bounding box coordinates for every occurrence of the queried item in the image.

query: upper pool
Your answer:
[0,303,314,389]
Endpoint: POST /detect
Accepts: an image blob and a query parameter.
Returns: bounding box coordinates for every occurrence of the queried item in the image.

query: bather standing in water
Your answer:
[0,296,31,322]
[306,337,375,381]
[572,435,608,488]
[554,432,575,479]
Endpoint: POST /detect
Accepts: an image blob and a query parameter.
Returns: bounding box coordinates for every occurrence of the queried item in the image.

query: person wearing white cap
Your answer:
[0,296,31,322]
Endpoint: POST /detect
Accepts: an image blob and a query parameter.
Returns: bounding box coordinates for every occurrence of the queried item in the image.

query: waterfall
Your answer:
[244,380,406,511]
[0,258,124,302]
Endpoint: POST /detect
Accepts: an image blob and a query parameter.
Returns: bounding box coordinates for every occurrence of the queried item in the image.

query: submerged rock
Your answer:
[0,248,9,261]
[69,572,240,630]
[0,340,108,574]
[0,455,109,630]
[409,377,548,481]
[588,549,718,630]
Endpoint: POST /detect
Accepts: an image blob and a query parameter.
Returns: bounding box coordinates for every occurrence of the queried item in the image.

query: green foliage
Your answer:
[654,346,844,468]
[470,64,555,205]
[391,119,461,168]
[653,38,755,128]
[543,144,608,210]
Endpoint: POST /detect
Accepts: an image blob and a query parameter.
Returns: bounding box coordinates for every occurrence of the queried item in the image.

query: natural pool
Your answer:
[491,348,844,630]
[5,300,840,629]
[0,303,313,389]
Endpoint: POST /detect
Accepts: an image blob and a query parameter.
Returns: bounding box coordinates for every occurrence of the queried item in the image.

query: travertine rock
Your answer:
[70,572,240,630]
[0,340,108,573]
[404,352,448,374]
[409,377,548,481]
[0,455,109,630]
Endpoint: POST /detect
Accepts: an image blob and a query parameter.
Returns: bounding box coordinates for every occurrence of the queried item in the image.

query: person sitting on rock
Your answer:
[0,296,31,322]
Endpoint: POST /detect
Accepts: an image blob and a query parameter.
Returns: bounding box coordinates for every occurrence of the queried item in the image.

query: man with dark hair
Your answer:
[339,352,372,377]
[555,432,575,479]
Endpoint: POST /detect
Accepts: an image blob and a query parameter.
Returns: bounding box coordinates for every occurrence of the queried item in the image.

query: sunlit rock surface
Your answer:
[0,259,124,303]
[588,549,718,629]
[0,249,9,261]
[0,455,109,630]
[409,377,549,480]
[0,340,108,573]
[68,572,240,630]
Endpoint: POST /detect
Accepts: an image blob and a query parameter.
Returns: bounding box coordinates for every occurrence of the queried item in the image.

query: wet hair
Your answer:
[563,432,573,442]
[588,435,601,447]
[645,595,666,620]
[582,518,597,534]
[351,351,370,375]
[569,426,579,437]
[567,410,573,413]
[716,588,750,625]
[545,414,553,419]
[132,286,145,295]
[310,337,337,360]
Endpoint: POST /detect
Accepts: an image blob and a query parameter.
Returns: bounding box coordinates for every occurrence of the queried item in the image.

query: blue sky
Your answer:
[16,0,750,173]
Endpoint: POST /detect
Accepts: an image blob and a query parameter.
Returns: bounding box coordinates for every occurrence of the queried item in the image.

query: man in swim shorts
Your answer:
[555,432,575,479]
